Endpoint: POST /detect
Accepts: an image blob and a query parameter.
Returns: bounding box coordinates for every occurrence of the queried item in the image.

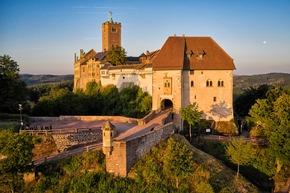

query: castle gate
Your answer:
[161,99,173,110]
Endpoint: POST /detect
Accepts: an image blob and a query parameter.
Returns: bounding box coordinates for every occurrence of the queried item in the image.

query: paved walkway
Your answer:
[202,131,253,142]
[116,109,171,140]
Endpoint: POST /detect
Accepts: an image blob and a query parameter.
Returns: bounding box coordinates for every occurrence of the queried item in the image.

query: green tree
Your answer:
[0,130,34,192]
[163,138,195,189]
[106,45,127,66]
[180,102,203,142]
[247,87,290,173]
[0,55,28,113]
[234,85,270,117]
[137,93,152,118]
[100,84,120,115]
[226,138,254,177]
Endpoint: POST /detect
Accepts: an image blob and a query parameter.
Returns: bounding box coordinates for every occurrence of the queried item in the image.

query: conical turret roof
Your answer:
[102,120,115,131]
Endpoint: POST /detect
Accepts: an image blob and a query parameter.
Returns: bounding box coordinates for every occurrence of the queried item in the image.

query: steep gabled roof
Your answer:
[80,49,97,65]
[153,36,236,70]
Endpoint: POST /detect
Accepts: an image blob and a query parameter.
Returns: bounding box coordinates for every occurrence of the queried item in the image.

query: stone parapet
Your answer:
[105,122,175,177]
[30,115,139,124]
[59,115,138,124]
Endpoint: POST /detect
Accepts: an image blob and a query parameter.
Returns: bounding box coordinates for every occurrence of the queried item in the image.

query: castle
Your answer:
[74,14,236,130]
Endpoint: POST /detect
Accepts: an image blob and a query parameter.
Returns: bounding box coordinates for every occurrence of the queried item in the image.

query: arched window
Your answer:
[191,81,194,87]
[206,80,213,87]
[218,80,224,87]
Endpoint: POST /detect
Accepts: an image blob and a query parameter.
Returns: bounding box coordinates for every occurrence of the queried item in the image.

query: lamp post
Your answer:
[19,104,23,130]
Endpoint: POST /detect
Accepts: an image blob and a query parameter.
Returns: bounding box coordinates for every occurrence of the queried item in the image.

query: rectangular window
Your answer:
[112,27,117,32]
[213,97,217,102]
[190,70,194,75]
[101,71,106,76]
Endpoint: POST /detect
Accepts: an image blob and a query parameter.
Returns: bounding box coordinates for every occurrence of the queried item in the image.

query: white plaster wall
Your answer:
[100,67,153,95]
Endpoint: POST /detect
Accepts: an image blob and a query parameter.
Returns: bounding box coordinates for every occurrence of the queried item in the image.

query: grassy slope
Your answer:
[129,134,259,193]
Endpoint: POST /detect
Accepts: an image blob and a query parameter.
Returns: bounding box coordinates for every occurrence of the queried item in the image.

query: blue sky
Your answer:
[0,0,289,75]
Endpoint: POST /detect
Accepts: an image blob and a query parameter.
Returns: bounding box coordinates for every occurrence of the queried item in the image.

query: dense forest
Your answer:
[29,81,152,118]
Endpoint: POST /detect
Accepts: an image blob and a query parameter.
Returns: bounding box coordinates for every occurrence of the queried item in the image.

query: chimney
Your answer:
[146,50,150,56]
[74,53,77,62]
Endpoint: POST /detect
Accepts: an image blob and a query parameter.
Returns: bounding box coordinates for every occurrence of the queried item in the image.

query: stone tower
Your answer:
[102,121,115,155]
[102,11,121,52]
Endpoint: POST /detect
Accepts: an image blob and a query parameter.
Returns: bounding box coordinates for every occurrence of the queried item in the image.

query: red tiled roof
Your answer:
[153,36,236,70]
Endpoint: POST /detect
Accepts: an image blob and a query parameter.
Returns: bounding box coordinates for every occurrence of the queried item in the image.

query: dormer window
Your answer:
[186,50,193,59]
[197,54,204,58]
[196,50,205,59]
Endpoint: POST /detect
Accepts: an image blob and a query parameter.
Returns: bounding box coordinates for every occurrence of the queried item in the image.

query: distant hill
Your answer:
[234,73,290,93]
[20,74,73,86]
[20,73,290,89]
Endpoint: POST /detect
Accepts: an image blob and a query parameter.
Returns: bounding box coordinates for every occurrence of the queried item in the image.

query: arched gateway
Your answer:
[161,99,173,110]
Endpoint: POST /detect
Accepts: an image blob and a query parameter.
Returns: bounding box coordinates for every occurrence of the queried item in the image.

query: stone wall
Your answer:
[52,130,102,152]
[106,122,175,176]
[30,115,139,124]
[138,110,156,125]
